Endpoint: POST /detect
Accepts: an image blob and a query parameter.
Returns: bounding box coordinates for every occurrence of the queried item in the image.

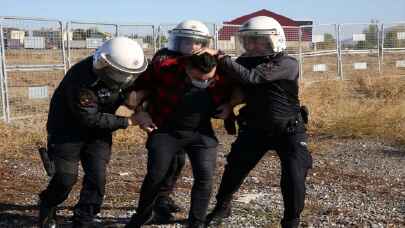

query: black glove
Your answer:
[224,112,237,135]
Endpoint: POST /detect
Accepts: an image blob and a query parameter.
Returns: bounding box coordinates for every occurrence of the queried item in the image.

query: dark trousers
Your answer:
[39,137,112,222]
[136,130,218,223]
[157,151,186,198]
[215,125,313,225]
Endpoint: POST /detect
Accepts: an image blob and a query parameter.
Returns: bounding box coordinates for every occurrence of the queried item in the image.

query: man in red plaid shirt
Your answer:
[125,20,234,228]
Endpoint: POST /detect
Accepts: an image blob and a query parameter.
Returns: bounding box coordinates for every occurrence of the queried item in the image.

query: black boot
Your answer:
[72,205,97,228]
[188,220,206,228]
[281,218,300,228]
[38,201,57,228]
[205,200,232,226]
[155,195,181,213]
[125,211,155,228]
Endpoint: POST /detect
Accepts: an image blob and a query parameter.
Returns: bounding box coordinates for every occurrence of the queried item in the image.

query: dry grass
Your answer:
[301,75,405,144]
[0,119,47,160]
[2,73,405,157]
[112,74,405,147]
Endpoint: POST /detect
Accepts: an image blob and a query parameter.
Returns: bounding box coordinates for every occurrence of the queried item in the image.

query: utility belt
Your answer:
[224,105,309,135]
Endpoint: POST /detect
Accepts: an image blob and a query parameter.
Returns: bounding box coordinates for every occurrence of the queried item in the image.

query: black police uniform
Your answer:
[39,56,130,225]
[210,53,313,228]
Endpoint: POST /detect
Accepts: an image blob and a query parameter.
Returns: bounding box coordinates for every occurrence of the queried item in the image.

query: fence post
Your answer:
[0,23,10,122]
[335,24,343,80]
[298,26,303,81]
[380,23,385,74]
[66,22,71,69]
[157,25,162,50]
[0,21,6,122]
[377,23,381,74]
[213,24,218,50]
[60,21,67,74]
[152,25,157,54]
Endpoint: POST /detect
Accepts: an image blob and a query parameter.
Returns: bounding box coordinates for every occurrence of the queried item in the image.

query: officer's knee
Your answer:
[91,172,107,188]
[193,176,214,191]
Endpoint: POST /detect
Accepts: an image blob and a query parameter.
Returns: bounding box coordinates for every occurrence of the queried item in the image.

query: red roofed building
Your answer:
[217,9,313,54]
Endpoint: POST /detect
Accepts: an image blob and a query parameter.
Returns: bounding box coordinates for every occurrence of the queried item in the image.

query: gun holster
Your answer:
[224,112,237,135]
[38,147,55,177]
[300,105,309,124]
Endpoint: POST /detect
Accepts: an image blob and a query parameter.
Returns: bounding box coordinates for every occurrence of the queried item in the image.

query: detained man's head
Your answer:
[185,53,217,89]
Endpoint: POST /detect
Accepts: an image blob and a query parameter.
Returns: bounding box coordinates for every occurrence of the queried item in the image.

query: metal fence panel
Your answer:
[118,24,155,60]
[216,24,242,57]
[67,21,118,67]
[1,17,65,67]
[6,69,64,121]
[382,22,405,76]
[300,24,340,82]
[339,23,380,80]
[1,17,66,121]
[283,26,301,55]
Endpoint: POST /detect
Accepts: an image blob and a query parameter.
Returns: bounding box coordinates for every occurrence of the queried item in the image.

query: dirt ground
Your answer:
[0,128,404,228]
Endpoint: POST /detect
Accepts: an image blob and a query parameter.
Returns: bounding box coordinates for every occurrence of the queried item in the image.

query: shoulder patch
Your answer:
[79,89,97,107]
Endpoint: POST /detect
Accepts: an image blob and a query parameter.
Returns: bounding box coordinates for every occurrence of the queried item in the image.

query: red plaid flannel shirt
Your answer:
[133,50,232,127]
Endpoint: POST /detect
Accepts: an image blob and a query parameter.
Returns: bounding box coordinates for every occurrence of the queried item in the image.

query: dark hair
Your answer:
[187,53,217,73]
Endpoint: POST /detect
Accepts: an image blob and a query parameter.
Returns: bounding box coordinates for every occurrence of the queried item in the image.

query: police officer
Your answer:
[125,20,215,222]
[38,37,148,227]
[196,16,313,228]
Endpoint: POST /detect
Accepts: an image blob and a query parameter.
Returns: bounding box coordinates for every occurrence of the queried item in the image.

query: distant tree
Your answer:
[316,33,337,50]
[356,20,379,49]
[156,35,168,48]
[383,26,405,48]
[72,29,86,40]
[86,27,107,39]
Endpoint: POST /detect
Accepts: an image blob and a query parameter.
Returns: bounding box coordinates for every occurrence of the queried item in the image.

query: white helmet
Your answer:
[238,16,286,56]
[93,36,148,90]
[167,20,212,55]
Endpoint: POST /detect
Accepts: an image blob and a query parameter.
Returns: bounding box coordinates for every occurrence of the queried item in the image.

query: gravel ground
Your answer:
[0,130,404,227]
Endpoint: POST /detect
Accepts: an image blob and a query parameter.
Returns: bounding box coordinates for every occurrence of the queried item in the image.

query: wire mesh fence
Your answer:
[0,16,404,122]
[300,24,340,82]
[118,24,156,59]
[217,23,242,57]
[382,22,405,76]
[66,21,118,68]
[339,23,380,80]
[0,17,66,121]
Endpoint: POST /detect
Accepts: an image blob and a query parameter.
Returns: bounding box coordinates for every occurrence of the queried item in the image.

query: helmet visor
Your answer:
[238,32,276,57]
[99,66,141,90]
[168,35,210,55]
